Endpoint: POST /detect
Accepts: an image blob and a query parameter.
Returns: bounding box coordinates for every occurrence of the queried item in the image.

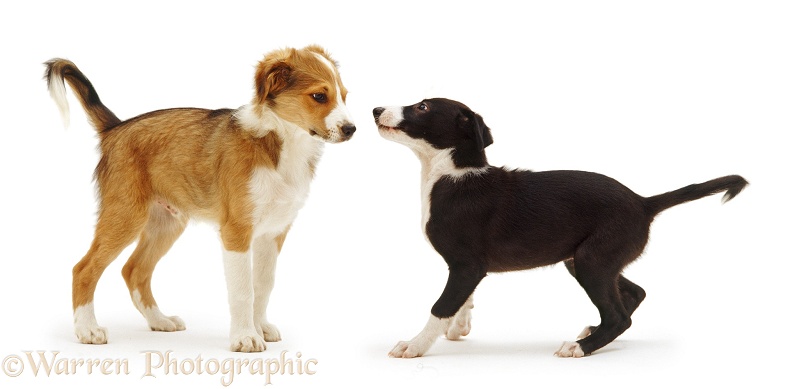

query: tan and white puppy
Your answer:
[45,45,355,352]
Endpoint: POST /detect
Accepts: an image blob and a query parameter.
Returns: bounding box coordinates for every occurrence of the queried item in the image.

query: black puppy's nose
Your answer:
[372,107,384,119]
[341,123,356,137]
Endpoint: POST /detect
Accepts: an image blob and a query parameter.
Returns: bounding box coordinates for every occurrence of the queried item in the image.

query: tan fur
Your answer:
[74,108,282,309]
[48,45,353,346]
[253,47,349,140]
[44,58,120,130]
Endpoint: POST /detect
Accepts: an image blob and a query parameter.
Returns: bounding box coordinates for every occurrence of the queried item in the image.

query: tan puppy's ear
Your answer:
[254,50,294,103]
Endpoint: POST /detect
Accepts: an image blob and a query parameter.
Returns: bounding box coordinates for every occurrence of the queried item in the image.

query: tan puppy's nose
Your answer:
[341,123,356,137]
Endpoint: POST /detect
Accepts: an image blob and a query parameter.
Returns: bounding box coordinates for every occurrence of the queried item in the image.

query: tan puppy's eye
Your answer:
[311,93,327,103]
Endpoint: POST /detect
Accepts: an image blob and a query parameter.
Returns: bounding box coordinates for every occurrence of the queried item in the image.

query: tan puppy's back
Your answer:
[97,108,282,221]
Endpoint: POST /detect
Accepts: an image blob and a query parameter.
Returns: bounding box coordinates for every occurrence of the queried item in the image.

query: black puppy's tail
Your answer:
[44,58,120,132]
[644,175,748,217]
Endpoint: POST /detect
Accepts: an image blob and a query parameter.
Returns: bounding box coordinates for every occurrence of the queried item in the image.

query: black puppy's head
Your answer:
[373,98,493,168]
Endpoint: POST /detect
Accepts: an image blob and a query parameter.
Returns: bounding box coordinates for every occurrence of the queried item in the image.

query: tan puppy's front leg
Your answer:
[221,221,265,353]
[251,228,289,343]
[223,248,265,352]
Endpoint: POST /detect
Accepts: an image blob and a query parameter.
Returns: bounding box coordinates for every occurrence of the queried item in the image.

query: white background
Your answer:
[1,1,786,388]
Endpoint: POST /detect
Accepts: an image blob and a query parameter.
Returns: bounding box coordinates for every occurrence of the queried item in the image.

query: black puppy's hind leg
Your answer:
[566,260,647,341]
[389,264,485,358]
[557,253,633,357]
[618,275,646,317]
[565,259,598,339]
[576,276,647,340]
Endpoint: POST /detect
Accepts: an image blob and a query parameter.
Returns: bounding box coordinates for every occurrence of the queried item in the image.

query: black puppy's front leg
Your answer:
[389,264,485,358]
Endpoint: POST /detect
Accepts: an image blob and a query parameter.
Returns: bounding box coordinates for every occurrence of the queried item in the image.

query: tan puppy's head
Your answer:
[254,45,355,143]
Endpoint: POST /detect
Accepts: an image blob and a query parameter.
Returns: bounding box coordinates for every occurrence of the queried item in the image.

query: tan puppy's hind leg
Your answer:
[122,200,188,332]
[73,202,147,344]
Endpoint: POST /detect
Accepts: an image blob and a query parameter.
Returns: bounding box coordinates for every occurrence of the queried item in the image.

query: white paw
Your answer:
[446,296,474,341]
[256,322,281,342]
[446,319,471,340]
[230,333,266,353]
[388,340,429,358]
[149,315,186,332]
[132,291,186,332]
[74,303,107,344]
[75,325,108,345]
[554,341,585,358]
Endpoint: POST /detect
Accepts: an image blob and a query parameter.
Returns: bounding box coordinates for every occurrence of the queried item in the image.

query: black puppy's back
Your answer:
[428,168,653,272]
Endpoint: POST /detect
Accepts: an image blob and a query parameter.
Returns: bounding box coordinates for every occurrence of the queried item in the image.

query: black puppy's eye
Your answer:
[417,102,428,111]
[312,93,327,103]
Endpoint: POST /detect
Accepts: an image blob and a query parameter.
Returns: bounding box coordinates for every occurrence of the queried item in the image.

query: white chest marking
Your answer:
[245,115,324,237]
[417,147,488,239]
[377,106,488,240]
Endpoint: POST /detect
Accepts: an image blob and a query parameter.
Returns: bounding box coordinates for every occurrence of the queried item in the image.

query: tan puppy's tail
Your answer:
[44,59,121,132]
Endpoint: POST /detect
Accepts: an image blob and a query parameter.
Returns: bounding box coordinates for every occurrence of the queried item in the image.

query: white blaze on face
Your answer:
[313,52,354,142]
[324,80,353,141]
[377,106,429,150]
[377,106,404,128]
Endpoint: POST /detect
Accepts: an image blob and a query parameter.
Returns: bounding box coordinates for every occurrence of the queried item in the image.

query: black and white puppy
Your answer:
[372,98,747,358]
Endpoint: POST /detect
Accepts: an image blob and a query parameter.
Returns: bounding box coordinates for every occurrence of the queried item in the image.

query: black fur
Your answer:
[374,98,747,356]
[375,99,493,168]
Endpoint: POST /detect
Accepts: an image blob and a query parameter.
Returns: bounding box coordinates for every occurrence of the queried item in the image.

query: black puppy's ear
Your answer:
[460,109,493,151]
[473,113,493,150]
